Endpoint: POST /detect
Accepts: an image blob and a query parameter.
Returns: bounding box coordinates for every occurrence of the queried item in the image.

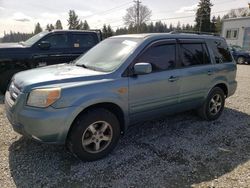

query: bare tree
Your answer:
[123,4,152,27]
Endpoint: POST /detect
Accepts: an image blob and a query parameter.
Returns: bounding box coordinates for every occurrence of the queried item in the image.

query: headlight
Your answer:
[27,88,61,108]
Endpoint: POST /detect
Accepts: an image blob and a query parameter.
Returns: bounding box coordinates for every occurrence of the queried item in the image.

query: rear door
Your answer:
[128,39,181,122]
[69,32,99,60]
[207,39,236,94]
[177,39,215,108]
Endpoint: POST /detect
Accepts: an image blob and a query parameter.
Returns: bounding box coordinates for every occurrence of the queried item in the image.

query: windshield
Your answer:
[75,38,141,72]
[22,31,49,46]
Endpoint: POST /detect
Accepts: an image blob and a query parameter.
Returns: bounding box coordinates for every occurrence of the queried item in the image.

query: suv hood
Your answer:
[13,64,108,92]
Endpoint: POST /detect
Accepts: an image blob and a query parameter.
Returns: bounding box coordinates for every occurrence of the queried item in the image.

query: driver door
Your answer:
[128,39,181,123]
[33,33,72,66]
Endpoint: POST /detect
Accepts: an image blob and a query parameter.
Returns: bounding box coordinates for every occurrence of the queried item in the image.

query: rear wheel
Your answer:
[0,69,22,94]
[67,108,120,161]
[237,56,245,64]
[197,87,225,121]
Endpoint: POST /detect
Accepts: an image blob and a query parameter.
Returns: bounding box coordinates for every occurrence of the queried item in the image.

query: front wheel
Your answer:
[197,87,225,121]
[67,108,121,161]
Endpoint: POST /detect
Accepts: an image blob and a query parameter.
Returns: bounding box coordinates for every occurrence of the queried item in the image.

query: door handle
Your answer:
[207,70,214,75]
[168,76,179,82]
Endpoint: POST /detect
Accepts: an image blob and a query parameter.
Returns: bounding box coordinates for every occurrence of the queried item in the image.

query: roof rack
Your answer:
[46,29,103,41]
[170,30,220,36]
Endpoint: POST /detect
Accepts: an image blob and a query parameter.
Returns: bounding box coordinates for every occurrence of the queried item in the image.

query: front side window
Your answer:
[72,34,97,48]
[180,43,210,67]
[22,31,49,46]
[44,34,69,49]
[137,43,176,72]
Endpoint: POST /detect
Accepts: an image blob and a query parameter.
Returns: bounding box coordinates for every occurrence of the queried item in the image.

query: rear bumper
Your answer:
[5,91,76,144]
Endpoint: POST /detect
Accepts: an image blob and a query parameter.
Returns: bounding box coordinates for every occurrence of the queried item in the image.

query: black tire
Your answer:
[237,56,245,64]
[197,87,225,121]
[67,108,121,161]
[0,69,22,94]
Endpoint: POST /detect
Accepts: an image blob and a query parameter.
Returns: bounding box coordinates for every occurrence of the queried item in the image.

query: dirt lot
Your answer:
[0,65,249,188]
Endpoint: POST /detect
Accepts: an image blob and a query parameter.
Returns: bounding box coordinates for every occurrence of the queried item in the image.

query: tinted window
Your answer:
[72,34,97,48]
[45,34,69,48]
[180,43,210,66]
[209,39,232,63]
[138,44,176,72]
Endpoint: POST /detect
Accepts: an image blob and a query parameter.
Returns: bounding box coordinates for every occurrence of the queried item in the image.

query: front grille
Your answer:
[8,82,21,102]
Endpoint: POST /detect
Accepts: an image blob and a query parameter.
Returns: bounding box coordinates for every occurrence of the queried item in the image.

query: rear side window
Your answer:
[208,39,232,63]
[138,43,176,72]
[72,34,97,48]
[180,43,210,67]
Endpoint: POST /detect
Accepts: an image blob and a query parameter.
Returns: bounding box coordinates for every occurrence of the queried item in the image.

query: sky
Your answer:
[0,0,249,37]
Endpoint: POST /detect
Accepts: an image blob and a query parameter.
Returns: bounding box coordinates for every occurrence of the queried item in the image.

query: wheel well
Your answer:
[214,83,228,97]
[69,103,125,137]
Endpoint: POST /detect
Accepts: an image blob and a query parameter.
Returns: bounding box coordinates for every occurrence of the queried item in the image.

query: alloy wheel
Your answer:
[81,121,113,153]
[209,94,222,115]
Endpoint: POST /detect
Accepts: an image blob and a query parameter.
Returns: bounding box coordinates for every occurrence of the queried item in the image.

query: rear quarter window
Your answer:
[72,33,98,48]
[179,43,210,67]
[208,39,232,63]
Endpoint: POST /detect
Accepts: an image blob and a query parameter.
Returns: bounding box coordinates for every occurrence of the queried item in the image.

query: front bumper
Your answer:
[5,91,76,144]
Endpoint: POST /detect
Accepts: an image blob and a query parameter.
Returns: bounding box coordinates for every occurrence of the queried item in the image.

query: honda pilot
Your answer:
[5,33,237,161]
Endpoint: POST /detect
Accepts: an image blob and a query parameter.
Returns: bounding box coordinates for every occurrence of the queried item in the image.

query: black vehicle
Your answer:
[0,30,102,93]
[230,45,250,64]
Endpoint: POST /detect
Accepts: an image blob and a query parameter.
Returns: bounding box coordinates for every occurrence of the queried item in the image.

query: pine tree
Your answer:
[82,20,90,30]
[186,23,191,31]
[215,16,222,33]
[50,24,55,30]
[140,23,148,33]
[68,10,80,30]
[107,25,113,37]
[210,16,216,33]
[46,24,55,31]
[148,22,154,33]
[176,21,181,30]
[128,24,135,34]
[34,23,42,34]
[55,20,63,29]
[195,0,213,32]
[169,23,173,31]
[78,21,84,30]
[102,24,108,38]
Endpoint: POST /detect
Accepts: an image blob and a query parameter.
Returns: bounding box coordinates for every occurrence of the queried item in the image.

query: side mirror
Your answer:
[133,62,152,75]
[38,41,51,50]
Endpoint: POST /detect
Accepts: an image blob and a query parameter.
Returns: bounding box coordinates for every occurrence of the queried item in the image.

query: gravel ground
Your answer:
[0,65,250,188]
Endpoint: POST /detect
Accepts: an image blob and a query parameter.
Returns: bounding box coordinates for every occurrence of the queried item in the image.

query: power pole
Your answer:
[134,0,141,33]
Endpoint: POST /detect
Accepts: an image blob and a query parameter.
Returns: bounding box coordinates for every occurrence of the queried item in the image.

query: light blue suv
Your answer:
[5,33,237,161]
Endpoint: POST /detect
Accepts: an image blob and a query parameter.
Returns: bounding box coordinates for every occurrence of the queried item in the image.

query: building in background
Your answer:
[222,16,250,50]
